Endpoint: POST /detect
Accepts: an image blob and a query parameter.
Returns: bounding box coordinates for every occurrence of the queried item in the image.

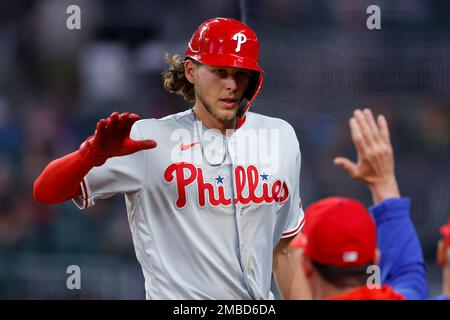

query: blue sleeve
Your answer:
[369,197,428,300]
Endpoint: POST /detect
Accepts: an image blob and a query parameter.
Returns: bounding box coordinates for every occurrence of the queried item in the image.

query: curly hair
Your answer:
[162,53,195,102]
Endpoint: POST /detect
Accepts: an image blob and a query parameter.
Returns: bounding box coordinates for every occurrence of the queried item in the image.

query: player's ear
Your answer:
[184,59,196,84]
[374,248,381,265]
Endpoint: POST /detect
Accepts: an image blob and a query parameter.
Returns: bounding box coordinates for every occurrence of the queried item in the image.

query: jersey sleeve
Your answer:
[370,198,428,300]
[72,122,148,209]
[279,126,305,238]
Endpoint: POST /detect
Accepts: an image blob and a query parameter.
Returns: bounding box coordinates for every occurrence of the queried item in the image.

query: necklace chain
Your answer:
[191,108,228,167]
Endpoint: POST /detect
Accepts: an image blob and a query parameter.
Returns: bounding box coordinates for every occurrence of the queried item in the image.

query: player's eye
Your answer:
[215,69,227,77]
[236,71,250,78]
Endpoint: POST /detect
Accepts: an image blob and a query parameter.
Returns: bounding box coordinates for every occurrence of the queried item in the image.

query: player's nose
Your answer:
[224,75,238,92]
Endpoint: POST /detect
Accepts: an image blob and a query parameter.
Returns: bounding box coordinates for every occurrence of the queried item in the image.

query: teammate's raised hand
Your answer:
[80,112,157,167]
[334,108,400,204]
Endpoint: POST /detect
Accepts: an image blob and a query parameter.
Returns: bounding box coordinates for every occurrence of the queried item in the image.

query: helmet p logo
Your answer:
[232,32,247,52]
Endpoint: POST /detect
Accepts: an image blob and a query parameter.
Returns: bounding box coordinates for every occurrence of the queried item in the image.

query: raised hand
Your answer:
[334,108,400,204]
[80,112,157,167]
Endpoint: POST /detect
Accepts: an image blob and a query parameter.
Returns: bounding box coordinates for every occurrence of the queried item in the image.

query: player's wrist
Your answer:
[368,177,400,204]
[79,136,108,167]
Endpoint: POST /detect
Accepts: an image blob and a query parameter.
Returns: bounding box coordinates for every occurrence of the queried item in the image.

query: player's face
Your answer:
[193,64,251,125]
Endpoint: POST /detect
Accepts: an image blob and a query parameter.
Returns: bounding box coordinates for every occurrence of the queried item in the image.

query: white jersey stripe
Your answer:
[281,215,305,238]
[81,178,88,209]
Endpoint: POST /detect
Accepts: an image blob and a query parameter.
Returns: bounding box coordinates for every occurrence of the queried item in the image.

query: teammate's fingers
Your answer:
[354,109,376,148]
[377,114,392,145]
[363,108,381,142]
[349,117,366,156]
[333,157,358,178]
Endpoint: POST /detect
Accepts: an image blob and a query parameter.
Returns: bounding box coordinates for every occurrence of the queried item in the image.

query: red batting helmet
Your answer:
[185,17,265,120]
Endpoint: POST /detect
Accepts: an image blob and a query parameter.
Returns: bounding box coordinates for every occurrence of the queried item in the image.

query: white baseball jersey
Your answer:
[73,109,304,299]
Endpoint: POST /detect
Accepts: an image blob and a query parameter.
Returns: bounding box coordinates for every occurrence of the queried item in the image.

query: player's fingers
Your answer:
[363,108,381,143]
[94,119,107,142]
[118,113,140,139]
[377,114,392,145]
[128,113,141,126]
[333,157,358,178]
[118,112,130,123]
[106,111,119,131]
[96,118,107,134]
[116,112,130,134]
[127,139,157,153]
[125,113,141,132]
[349,117,366,156]
[354,109,376,148]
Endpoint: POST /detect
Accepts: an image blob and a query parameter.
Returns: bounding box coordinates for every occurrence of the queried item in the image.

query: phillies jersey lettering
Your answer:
[73,109,304,300]
[163,162,289,208]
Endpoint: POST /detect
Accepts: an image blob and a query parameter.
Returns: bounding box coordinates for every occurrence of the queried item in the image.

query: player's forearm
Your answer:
[33,150,93,204]
[443,267,450,296]
[273,238,311,300]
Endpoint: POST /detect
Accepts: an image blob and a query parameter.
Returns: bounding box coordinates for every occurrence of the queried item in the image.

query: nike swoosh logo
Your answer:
[180,142,200,151]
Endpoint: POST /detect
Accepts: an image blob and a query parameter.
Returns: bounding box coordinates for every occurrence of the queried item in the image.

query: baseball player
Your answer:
[290,109,428,300]
[33,18,305,299]
[436,218,450,299]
